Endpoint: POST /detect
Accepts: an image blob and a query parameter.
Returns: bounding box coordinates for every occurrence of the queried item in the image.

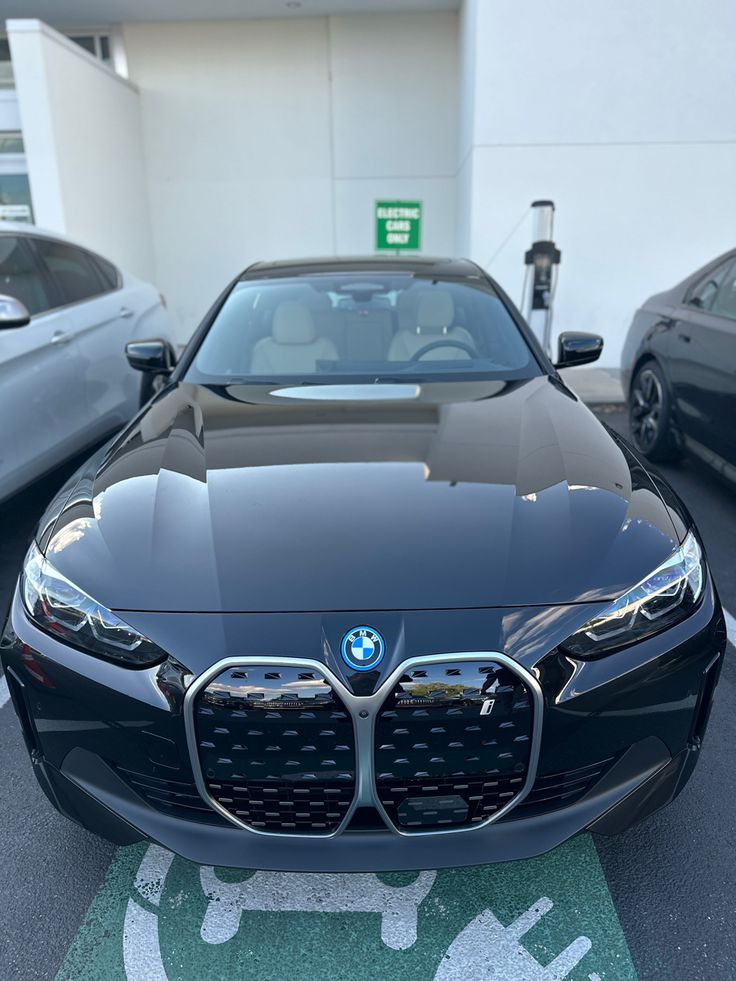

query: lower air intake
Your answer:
[374,660,533,831]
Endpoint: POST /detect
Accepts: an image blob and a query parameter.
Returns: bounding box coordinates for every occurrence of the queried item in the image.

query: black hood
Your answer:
[41,377,682,613]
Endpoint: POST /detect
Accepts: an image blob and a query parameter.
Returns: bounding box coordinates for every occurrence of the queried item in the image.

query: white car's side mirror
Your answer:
[0,294,31,329]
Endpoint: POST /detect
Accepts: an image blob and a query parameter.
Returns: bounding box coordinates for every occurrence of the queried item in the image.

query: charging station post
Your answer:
[521,200,561,358]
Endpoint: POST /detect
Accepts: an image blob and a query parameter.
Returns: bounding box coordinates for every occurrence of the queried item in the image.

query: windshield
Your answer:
[188,273,539,384]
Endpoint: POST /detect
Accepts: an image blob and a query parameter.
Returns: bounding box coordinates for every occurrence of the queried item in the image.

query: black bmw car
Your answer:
[622,248,736,475]
[1,256,725,871]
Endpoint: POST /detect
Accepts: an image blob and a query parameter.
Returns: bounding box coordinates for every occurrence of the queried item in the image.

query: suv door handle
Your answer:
[119,306,134,319]
[50,330,71,345]
[677,333,692,343]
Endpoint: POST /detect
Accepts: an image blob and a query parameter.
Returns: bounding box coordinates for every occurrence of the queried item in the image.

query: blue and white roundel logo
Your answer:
[341,626,385,672]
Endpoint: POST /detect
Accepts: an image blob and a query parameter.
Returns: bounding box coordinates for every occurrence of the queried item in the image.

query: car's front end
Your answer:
[0,543,724,871]
[1,260,726,871]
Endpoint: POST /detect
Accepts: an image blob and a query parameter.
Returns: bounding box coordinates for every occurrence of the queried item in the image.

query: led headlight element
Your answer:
[21,542,165,667]
[563,531,705,657]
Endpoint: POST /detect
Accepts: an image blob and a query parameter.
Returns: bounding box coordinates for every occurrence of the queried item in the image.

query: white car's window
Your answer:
[88,253,120,291]
[190,274,537,384]
[0,236,52,316]
[34,238,105,306]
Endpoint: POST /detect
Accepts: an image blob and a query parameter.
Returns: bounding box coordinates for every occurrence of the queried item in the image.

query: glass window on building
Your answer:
[0,132,33,223]
[0,175,33,223]
[68,33,114,66]
[0,38,13,89]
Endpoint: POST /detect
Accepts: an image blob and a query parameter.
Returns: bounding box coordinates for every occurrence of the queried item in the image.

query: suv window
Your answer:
[711,263,736,321]
[687,259,733,311]
[0,236,51,316]
[34,238,104,305]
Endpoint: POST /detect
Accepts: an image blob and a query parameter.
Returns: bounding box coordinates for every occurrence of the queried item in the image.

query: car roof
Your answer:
[0,220,91,248]
[241,255,486,280]
[0,220,63,236]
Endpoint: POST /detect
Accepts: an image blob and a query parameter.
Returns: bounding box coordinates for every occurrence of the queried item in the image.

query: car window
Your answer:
[34,238,104,305]
[710,263,736,321]
[88,253,120,291]
[188,273,538,384]
[687,259,733,311]
[0,236,52,316]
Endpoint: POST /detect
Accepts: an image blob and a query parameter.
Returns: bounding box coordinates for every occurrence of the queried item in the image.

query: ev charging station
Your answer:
[521,200,562,358]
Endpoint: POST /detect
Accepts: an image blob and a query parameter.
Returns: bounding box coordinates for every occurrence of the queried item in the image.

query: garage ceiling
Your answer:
[3,0,459,27]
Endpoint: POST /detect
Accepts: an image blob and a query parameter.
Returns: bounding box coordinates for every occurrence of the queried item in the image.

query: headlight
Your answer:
[562,531,705,658]
[21,542,165,667]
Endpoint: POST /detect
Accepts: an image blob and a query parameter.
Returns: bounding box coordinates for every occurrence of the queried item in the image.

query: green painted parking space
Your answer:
[57,834,635,980]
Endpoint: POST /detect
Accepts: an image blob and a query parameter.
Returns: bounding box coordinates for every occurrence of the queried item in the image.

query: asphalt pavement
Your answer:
[1,406,735,980]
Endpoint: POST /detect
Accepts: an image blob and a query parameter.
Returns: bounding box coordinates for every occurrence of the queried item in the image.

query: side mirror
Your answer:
[125,339,176,374]
[554,331,603,369]
[0,294,31,328]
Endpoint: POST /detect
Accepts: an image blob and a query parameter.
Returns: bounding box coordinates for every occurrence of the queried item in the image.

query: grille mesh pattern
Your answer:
[511,756,616,818]
[194,666,356,834]
[375,661,533,830]
[117,766,226,824]
[207,778,354,832]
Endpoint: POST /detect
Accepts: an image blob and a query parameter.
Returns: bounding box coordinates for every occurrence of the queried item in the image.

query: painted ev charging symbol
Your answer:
[435,897,592,980]
[61,837,635,980]
[200,866,436,949]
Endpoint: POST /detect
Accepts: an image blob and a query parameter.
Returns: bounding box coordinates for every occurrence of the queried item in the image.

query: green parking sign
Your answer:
[375,201,422,251]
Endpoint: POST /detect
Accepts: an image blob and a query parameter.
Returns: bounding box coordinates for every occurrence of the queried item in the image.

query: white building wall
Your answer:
[122,17,334,338]
[122,11,458,341]
[330,12,457,256]
[6,20,153,280]
[454,0,478,255]
[460,0,736,367]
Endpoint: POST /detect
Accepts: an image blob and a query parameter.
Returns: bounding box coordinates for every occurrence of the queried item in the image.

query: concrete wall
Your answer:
[7,20,153,280]
[122,11,458,340]
[459,0,736,367]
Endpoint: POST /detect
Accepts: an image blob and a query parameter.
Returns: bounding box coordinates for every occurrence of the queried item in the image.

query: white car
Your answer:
[0,224,175,503]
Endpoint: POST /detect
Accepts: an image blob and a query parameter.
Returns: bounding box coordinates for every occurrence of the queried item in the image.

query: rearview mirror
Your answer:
[125,339,176,374]
[554,332,603,369]
[0,294,31,328]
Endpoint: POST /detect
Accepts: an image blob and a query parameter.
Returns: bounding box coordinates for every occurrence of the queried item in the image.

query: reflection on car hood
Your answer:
[42,376,681,613]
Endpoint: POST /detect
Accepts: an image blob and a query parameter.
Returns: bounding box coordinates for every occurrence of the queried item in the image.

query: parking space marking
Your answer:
[0,673,9,710]
[124,901,168,981]
[57,834,636,981]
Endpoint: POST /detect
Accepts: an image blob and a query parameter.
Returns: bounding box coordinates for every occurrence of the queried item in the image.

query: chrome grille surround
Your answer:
[183,653,544,839]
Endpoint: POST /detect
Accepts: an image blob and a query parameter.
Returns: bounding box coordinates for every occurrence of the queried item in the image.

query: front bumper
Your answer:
[1,580,725,871]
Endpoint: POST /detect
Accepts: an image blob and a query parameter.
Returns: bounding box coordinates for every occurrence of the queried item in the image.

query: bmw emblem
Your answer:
[341,626,385,672]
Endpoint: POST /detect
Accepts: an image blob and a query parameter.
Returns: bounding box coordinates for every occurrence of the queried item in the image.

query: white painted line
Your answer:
[133,844,174,908]
[123,899,168,981]
[0,674,9,710]
[723,607,736,648]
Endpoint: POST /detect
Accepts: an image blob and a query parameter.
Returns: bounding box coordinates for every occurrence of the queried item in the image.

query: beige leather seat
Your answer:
[388,290,475,362]
[251,300,339,374]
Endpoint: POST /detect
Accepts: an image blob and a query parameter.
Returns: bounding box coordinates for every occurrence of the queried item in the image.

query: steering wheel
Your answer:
[409,338,477,361]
